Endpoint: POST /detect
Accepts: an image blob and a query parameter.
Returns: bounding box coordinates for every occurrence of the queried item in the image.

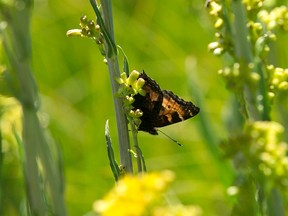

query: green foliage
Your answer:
[207,0,288,215]
[2,0,288,215]
[1,0,66,215]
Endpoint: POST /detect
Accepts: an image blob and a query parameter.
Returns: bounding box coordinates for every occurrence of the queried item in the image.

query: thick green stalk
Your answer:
[1,1,67,215]
[231,1,284,215]
[231,1,259,121]
[91,0,133,173]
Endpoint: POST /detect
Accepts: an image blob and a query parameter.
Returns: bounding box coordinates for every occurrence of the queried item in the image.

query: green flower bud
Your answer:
[134,109,143,118]
[213,47,224,56]
[267,65,274,71]
[87,20,96,29]
[232,63,240,77]
[134,78,145,90]
[278,81,288,90]
[268,33,276,40]
[129,109,143,118]
[283,69,288,79]
[66,29,83,37]
[127,70,140,86]
[272,78,280,85]
[209,1,222,16]
[250,72,260,82]
[80,15,88,28]
[222,67,231,77]
[214,18,223,29]
[208,41,219,51]
[116,72,127,84]
[268,91,275,100]
[227,186,239,196]
[126,96,135,104]
[217,69,223,75]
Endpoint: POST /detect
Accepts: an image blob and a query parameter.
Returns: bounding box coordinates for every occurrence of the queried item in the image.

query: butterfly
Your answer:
[132,71,200,135]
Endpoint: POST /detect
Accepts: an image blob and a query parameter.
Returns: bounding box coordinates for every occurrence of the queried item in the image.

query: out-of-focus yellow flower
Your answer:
[208,1,222,17]
[258,6,288,31]
[93,170,175,216]
[243,0,264,11]
[0,96,22,157]
[246,121,288,179]
[222,121,288,187]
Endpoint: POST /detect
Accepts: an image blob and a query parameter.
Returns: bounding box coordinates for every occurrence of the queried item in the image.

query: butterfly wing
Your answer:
[153,90,200,128]
[133,71,163,134]
[133,71,200,135]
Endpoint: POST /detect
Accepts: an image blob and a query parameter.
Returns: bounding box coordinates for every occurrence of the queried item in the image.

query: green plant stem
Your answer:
[254,60,271,121]
[23,109,66,215]
[2,2,66,215]
[231,1,259,121]
[267,188,285,216]
[231,1,284,215]
[91,0,133,173]
[130,120,146,173]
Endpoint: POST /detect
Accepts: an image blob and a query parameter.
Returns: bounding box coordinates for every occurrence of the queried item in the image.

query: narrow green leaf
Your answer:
[89,0,117,58]
[105,120,120,181]
[117,45,130,75]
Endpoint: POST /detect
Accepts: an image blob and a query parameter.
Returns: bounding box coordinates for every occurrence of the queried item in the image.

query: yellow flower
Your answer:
[93,170,175,216]
[0,96,22,155]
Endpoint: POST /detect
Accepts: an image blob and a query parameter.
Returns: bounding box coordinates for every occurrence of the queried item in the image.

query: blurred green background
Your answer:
[3,0,235,215]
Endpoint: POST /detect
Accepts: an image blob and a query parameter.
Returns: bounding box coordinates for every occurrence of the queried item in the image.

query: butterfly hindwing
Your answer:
[132,71,200,135]
[154,90,200,128]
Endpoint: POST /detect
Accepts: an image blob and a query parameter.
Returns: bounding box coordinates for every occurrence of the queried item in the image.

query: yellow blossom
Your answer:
[93,170,175,216]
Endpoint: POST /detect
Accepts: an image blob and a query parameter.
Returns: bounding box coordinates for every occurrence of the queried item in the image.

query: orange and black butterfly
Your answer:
[132,71,200,135]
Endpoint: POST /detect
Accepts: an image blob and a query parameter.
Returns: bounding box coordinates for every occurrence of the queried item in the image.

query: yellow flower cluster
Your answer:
[206,1,226,56]
[93,170,175,216]
[116,70,146,128]
[267,65,288,100]
[245,121,288,179]
[217,63,260,91]
[66,15,105,55]
[222,121,288,187]
[258,6,288,31]
[243,0,264,11]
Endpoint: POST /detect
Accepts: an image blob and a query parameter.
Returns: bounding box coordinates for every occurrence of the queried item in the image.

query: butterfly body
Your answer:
[132,71,200,135]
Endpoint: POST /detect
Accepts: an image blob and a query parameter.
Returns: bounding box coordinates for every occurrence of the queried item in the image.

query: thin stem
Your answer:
[130,121,145,173]
[232,1,260,121]
[255,60,271,120]
[90,0,133,173]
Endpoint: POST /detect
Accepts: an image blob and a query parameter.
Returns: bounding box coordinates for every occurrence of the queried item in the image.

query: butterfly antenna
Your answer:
[156,129,182,146]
